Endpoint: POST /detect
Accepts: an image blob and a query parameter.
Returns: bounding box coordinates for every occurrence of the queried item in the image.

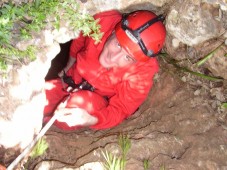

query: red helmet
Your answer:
[115,10,166,62]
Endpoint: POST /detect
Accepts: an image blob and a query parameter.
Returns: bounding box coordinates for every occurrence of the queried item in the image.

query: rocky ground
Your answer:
[0,37,226,170]
[2,57,226,170]
[0,0,227,169]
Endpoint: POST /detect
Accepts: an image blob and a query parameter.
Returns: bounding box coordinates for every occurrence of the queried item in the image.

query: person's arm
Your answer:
[90,61,159,129]
[56,60,159,129]
[58,32,86,77]
[90,82,150,129]
[54,76,150,129]
[58,56,76,77]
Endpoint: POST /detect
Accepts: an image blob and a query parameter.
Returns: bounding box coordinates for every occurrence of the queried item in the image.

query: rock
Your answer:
[0,1,227,169]
[166,0,225,46]
[204,45,227,79]
[25,71,227,170]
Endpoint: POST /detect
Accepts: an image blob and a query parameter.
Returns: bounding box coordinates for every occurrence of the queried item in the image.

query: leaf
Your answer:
[197,43,223,66]
[0,17,10,25]
[0,59,7,70]
[143,159,149,170]
[197,52,214,66]
[102,150,124,170]
[30,138,48,159]
[221,103,227,109]
[3,4,11,10]
[0,0,102,72]
[160,54,223,82]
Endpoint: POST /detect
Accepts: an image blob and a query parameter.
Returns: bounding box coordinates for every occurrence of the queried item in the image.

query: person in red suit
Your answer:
[44,10,166,130]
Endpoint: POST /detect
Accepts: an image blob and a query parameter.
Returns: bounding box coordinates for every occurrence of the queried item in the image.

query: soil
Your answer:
[0,0,226,169]
[33,42,227,169]
[1,42,227,170]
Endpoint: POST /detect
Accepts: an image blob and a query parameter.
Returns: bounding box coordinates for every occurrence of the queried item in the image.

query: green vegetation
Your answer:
[22,138,48,170]
[196,43,223,66]
[30,138,48,159]
[102,134,131,170]
[118,134,131,168]
[160,53,223,82]
[0,0,102,71]
[160,164,166,170]
[102,150,123,170]
[143,159,150,170]
[221,103,227,109]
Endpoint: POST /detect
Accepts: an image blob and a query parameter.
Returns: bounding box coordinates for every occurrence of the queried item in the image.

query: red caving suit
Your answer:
[44,10,159,130]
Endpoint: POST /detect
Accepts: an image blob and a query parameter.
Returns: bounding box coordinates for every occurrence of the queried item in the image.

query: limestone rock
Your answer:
[166,0,225,46]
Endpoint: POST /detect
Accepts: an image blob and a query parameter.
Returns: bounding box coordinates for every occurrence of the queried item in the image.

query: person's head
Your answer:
[99,10,166,69]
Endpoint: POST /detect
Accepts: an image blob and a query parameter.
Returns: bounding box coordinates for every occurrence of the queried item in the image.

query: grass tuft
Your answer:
[102,134,131,170]
[30,138,48,159]
[143,159,149,170]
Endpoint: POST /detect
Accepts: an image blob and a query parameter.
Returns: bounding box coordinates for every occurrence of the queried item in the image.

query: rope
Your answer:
[7,114,59,170]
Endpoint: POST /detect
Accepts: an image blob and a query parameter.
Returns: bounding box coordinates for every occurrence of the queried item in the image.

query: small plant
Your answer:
[30,138,48,159]
[0,57,7,70]
[102,134,131,170]
[0,45,36,71]
[160,53,223,82]
[21,138,48,170]
[143,159,150,170]
[118,134,131,169]
[102,150,122,170]
[221,103,227,109]
[160,164,166,170]
[196,43,223,67]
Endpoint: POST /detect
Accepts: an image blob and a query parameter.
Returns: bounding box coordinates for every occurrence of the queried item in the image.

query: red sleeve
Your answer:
[69,32,86,59]
[90,59,159,130]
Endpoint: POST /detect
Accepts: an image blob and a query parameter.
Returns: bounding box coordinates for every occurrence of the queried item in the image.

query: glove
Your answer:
[53,90,108,130]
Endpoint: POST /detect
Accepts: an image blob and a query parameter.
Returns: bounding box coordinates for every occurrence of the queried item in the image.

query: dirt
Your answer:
[1,42,227,170]
[27,57,227,170]
[0,0,226,169]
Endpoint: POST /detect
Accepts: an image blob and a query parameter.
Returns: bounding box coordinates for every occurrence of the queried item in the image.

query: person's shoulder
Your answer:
[146,58,159,68]
[93,10,122,39]
[123,58,159,80]
[94,10,121,19]
[136,58,159,72]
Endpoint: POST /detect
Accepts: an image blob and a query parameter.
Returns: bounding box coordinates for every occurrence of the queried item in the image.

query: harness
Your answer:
[61,71,95,92]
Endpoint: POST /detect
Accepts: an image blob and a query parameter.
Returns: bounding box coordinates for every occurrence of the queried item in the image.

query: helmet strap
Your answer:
[121,13,165,57]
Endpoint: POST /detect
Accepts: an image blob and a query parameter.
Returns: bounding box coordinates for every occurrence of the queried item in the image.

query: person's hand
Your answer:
[55,107,98,127]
